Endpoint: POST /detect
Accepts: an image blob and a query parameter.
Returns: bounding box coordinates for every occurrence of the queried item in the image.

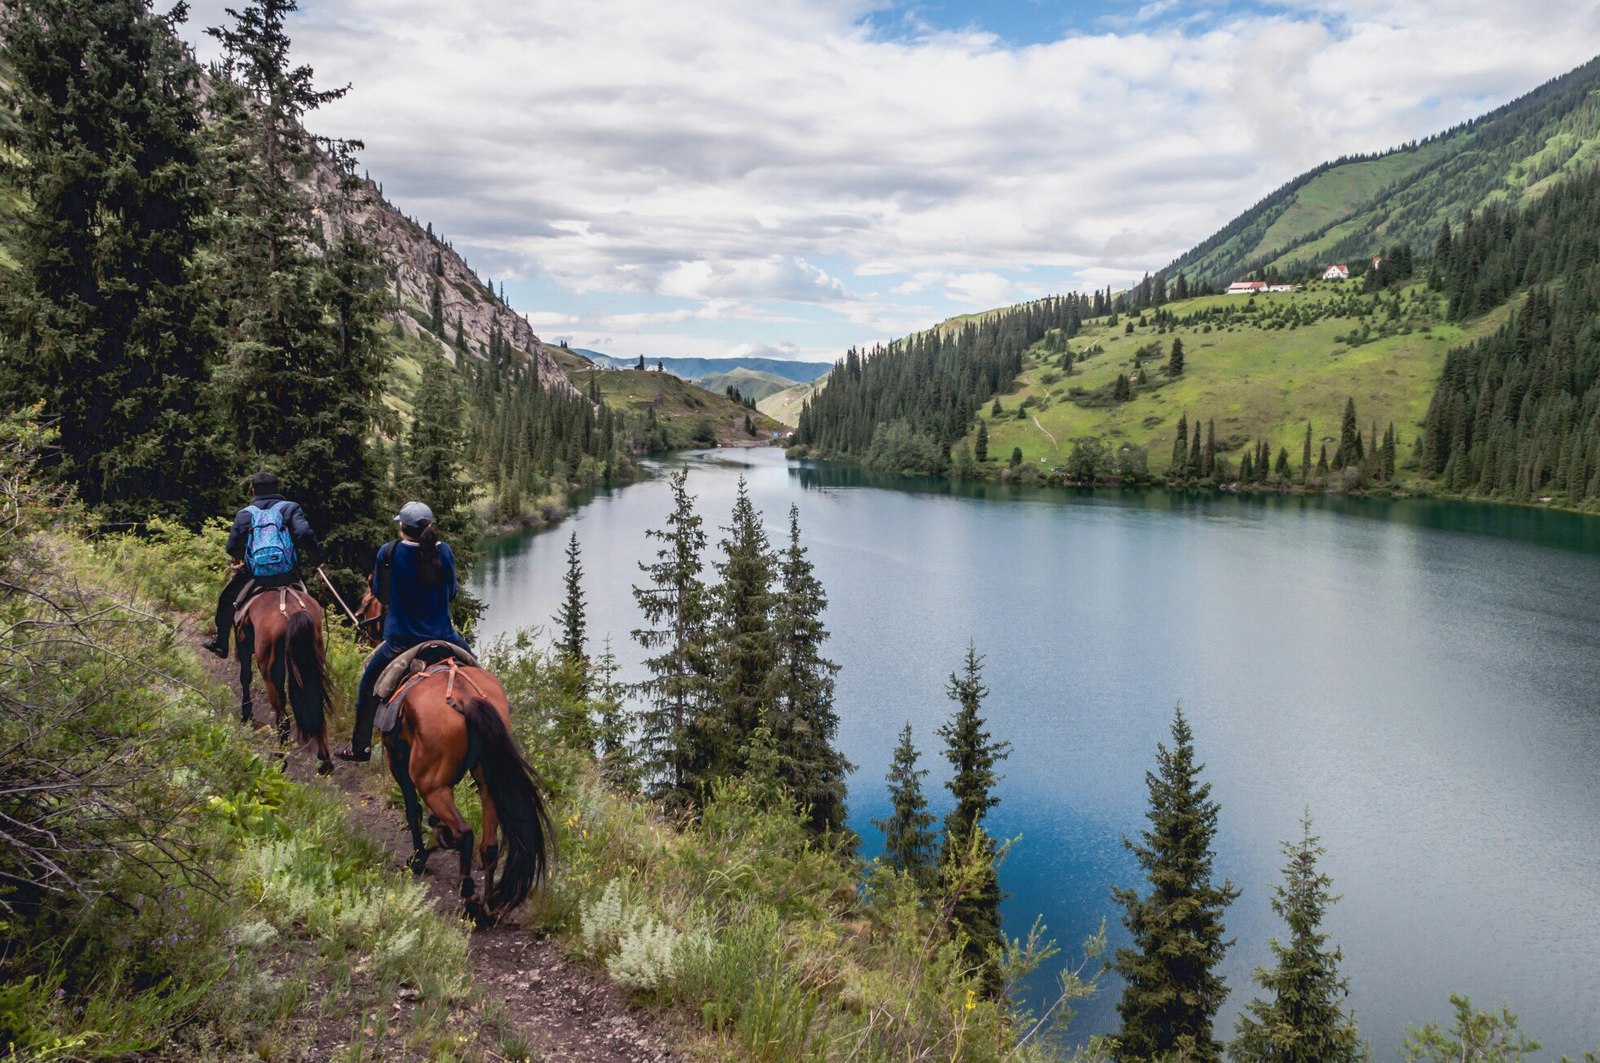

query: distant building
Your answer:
[1227,280,1267,295]
[1371,255,1385,271]
[1322,264,1350,281]
[1266,283,1295,292]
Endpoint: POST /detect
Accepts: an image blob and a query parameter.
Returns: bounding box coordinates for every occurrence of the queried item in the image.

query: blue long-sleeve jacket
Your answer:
[379,540,459,646]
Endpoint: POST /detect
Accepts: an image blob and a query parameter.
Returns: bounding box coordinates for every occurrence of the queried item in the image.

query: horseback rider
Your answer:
[202,471,320,659]
[337,500,470,762]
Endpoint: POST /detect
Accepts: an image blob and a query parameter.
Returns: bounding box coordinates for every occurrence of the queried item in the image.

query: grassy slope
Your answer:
[552,347,785,446]
[757,378,823,427]
[695,367,794,403]
[1168,56,1600,286]
[976,283,1511,473]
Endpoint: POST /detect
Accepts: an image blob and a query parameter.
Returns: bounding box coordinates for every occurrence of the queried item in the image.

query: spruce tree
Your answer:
[1112,704,1239,1063]
[769,505,850,834]
[1302,422,1314,482]
[1168,336,1185,377]
[0,0,225,524]
[1173,413,1190,476]
[207,0,388,582]
[937,642,1012,996]
[631,469,713,803]
[975,419,989,463]
[706,478,779,787]
[1230,811,1361,1063]
[556,529,587,671]
[1333,397,1359,469]
[1204,420,1217,480]
[874,722,938,893]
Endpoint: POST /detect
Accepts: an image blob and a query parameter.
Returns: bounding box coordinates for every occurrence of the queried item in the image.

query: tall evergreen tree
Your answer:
[704,478,779,788]
[937,642,1012,996]
[1168,336,1185,377]
[555,529,587,671]
[873,722,938,893]
[631,469,713,804]
[975,419,988,463]
[1230,811,1361,1063]
[769,504,850,834]
[1302,422,1314,482]
[1112,704,1240,1063]
[207,0,388,582]
[1333,397,1360,469]
[0,0,225,524]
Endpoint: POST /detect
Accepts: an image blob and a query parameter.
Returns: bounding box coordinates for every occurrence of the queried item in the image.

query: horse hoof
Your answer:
[317,760,333,776]
[473,907,496,930]
[407,850,428,876]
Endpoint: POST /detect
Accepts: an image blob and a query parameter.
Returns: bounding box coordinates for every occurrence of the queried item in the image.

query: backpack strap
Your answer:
[373,540,396,608]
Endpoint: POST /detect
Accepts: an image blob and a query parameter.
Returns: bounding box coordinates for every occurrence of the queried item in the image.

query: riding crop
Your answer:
[315,565,363,628]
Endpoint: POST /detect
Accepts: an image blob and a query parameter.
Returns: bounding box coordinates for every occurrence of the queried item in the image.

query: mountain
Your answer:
[694,367,795,403]
[1166,56,1600,288]
[573,350,832,384]
[309,166,578,402]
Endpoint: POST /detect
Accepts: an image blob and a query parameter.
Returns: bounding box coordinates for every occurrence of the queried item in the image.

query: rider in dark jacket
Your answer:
[337,500,469,761]
[201,471,320,659]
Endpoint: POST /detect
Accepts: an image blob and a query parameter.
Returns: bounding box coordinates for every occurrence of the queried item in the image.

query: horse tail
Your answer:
[461,696,553,912]
[284,609,326,742]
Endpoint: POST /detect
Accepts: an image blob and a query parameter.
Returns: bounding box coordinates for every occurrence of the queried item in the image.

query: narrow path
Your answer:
[1031,413,1059,450]
[190,627,683,1063]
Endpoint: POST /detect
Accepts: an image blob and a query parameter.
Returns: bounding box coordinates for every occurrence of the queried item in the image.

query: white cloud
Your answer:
[177,0,1600,357]
[522,311,580,328]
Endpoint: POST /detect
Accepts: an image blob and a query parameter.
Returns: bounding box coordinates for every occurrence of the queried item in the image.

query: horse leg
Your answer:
[237,627,254,724]
[473,765,502,921]
[419,786,481,923]
[263,651,290,768]
[385,735,430,874]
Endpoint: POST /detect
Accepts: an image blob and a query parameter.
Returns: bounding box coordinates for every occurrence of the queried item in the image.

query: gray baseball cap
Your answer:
[393,500,435,526]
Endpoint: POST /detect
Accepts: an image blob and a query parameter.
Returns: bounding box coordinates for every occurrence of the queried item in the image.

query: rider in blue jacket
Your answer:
[202,471,318,659]
[337,501,470,762]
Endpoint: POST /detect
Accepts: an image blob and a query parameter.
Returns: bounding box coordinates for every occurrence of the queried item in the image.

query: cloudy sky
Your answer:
[180,1,1599,363]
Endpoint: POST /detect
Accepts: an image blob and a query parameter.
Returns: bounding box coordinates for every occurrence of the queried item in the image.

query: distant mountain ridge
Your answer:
[1165,55,1600,286]
[572,350,832,384]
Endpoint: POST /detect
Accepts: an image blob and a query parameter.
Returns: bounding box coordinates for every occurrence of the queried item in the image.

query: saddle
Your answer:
[232,580,310,630]
[371,640,483,734]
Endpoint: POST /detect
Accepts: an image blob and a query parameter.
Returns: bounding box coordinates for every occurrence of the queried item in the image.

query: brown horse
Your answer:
[353,586,384,646]
[236,587,333,774]
[382,659,553,924]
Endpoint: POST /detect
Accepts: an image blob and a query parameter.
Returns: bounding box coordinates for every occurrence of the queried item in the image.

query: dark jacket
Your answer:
[379,539,459,646]
[227,494,319,581]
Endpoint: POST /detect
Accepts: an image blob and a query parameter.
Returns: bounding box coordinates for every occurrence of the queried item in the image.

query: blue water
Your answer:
[473,448,1600,1057]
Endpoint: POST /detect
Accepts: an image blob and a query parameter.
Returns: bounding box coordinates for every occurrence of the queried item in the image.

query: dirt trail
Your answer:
[191,626,684,1063]
[1030,413,1059,450]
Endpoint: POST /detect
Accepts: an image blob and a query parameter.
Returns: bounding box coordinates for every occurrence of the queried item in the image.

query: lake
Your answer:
[472,447,1600,1056]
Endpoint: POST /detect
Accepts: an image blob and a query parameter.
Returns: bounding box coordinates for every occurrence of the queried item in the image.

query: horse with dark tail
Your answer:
[382,664,554,924]
[238,588,333,774]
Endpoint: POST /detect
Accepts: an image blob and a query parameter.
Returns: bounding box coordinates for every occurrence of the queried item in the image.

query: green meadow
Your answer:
[974,282,1510,474]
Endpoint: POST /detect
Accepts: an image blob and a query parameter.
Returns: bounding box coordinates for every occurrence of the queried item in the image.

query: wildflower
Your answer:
[964,988,976,1012]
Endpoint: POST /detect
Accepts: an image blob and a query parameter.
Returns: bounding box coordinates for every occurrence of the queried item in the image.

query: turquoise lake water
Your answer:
[473,447,1600,1056]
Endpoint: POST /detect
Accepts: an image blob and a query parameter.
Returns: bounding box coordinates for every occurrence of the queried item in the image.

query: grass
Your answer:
[758,379,823,427]
[563,360,786,448]
[975,283,1511,474]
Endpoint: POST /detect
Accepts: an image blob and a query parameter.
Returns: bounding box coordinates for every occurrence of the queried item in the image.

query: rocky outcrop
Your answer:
[306,162,578,401]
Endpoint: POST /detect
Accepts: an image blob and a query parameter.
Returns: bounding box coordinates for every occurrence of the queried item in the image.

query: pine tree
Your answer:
[206,0,388,582]
[631,469,713,803]
[937,642,1011,996]
[1203,420,1217,480]
[1230,812,1361,1063]
[702,477,780,790]
[1172,413,1190,476]
[556,529,587,670]
[1112,704,1239,1063]
[1302,422,1314,483]
[769,505,850,834]
[975,419,988,463]
[873,722,938,893]
[1168,337,1185,377]
[1333,397,1359,469]
[0,0,225,524]
[1114,374,1131,401]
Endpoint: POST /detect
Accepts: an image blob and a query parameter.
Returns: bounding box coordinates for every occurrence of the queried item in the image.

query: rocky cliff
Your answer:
[305,161,579,402]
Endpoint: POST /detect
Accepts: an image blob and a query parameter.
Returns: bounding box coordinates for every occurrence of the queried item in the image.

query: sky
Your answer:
[178,1,1600,363]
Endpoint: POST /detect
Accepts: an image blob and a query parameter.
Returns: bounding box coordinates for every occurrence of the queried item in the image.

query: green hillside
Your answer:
[973,283,1510,478]
[1169,56,1600,286]
[696,366,794,402]
[553,347,784,448]
[759,378,824,427]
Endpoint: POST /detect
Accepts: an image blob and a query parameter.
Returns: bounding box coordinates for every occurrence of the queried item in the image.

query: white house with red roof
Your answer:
[1322,264,1350,280]
[1227,280,1267,295]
